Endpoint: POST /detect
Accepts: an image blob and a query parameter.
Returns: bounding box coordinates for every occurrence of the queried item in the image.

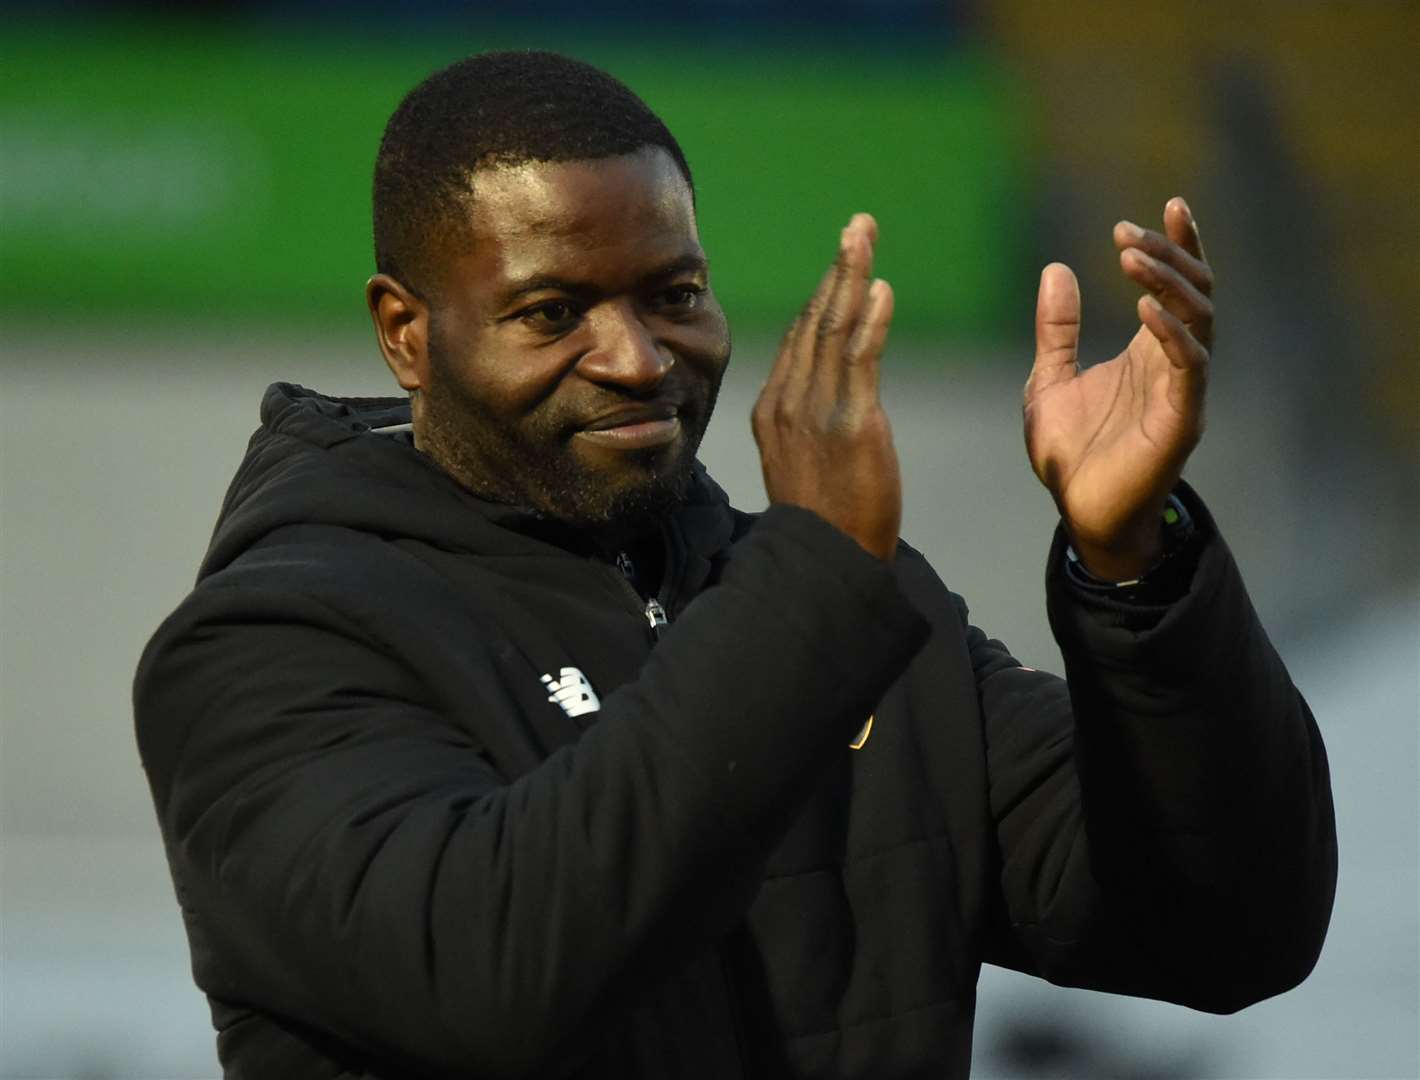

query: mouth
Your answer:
[574,403,683,451]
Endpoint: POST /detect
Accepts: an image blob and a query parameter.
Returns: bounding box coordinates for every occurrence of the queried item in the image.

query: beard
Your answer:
[417,349,721,534]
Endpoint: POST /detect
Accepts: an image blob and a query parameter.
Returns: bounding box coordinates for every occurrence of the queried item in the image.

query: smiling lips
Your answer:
[575,405,682,450]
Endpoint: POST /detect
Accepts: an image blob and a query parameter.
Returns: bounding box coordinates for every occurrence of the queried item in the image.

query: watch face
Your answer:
[1162,492,1196,543]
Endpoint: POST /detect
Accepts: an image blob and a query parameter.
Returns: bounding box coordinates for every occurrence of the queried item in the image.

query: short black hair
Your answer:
[373,49,693,299]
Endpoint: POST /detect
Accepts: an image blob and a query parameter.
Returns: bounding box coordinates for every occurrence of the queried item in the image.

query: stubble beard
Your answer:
[417,355,719,534]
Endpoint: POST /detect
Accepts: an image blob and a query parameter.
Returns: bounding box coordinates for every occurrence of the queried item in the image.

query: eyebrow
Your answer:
[497,253,709,307]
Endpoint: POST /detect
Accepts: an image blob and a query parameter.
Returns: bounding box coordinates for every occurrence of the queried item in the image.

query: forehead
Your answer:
[449,148,700,291]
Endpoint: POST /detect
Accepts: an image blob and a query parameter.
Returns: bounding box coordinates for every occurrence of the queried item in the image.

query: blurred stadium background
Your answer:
[2,2,1416,1076]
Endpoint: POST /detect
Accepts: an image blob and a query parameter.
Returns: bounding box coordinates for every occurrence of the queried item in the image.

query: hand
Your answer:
[1024,197,1213,581]
[753,214,901,560]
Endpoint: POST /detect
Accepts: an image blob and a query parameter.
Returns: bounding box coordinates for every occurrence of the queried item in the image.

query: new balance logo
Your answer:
[541,667,601,718]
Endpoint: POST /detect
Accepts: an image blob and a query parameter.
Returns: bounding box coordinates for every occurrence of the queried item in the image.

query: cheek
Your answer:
[675,308,731,377]
[433,333,572,417]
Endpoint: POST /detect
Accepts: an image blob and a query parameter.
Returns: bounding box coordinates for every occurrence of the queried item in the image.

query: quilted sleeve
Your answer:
[976,487,1336,1013]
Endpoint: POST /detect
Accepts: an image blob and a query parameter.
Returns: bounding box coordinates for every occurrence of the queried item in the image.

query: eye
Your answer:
[655,283,704,312]
[519,299,582,332]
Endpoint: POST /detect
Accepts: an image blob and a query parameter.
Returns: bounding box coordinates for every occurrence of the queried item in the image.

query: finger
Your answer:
[1139,294,1208,437]
[1113,220,1213,297]
[781,220,865,398]
[768,277,822,389]
[1164,195,1207,265]
[813,214,876,364]
[1119,247,1214,349]
[843,277,894,399]
[762,219,872,438]
[1136,292,1204,388]
[768,259,841,414]
[1027,262,1080,401]
[789,215,876,410]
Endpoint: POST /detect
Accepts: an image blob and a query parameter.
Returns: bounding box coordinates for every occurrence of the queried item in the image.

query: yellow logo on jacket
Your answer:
[849,714,874,751]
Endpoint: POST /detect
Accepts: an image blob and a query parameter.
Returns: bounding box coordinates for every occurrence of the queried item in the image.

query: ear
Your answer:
[366,273,430,392]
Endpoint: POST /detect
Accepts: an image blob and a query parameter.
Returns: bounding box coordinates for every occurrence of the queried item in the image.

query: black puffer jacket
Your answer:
[134,383,1336,1078]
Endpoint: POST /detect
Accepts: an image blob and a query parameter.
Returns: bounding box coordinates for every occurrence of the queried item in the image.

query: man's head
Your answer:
[372,50,694,300]
[368,51,729,537]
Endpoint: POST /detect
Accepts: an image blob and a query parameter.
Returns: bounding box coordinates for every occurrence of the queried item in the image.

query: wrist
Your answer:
[1067,519,1166,584]
[1065,493,1198,592]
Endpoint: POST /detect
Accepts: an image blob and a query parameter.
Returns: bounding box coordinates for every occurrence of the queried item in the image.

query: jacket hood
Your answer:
[198,383,735,582]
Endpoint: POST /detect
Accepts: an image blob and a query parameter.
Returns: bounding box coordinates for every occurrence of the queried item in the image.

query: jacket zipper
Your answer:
[614,550,669,641]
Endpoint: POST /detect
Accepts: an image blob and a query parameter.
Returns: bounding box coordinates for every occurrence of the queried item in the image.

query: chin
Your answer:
[541,450,694,530]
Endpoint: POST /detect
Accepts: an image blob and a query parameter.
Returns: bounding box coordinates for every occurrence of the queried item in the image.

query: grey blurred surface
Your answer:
[2,333,1416,1078]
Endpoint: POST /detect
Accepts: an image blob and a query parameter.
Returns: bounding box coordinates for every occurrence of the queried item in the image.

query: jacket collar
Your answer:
[231,381,740,576]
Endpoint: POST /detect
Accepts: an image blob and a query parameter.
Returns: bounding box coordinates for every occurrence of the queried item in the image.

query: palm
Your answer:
[1023,200,1213,579]
[1026,325,1196,548]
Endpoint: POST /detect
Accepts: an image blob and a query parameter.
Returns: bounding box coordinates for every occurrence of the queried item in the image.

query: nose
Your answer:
[575,300,673,393]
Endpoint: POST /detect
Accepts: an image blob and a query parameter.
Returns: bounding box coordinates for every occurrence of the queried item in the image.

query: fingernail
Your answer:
[1119,221,1144,240]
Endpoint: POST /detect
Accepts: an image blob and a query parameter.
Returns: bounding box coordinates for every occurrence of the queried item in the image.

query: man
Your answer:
[135,50,1336,1078]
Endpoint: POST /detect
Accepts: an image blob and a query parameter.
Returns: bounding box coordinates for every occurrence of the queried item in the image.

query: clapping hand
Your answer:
[1024,197,1214,581]
[753,214,901,561]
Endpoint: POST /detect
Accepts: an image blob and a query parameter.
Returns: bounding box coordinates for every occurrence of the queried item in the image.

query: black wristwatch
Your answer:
[1064,493,1199,604]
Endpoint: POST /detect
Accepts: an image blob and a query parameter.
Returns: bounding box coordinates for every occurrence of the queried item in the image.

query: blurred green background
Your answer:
[2,19,1030,339]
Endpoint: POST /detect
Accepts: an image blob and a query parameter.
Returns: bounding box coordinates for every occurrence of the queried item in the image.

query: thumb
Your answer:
[1028,262,1081,398]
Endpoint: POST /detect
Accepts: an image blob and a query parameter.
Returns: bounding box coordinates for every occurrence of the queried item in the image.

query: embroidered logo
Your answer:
[540,667,601,718]
[849,713,874,751]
